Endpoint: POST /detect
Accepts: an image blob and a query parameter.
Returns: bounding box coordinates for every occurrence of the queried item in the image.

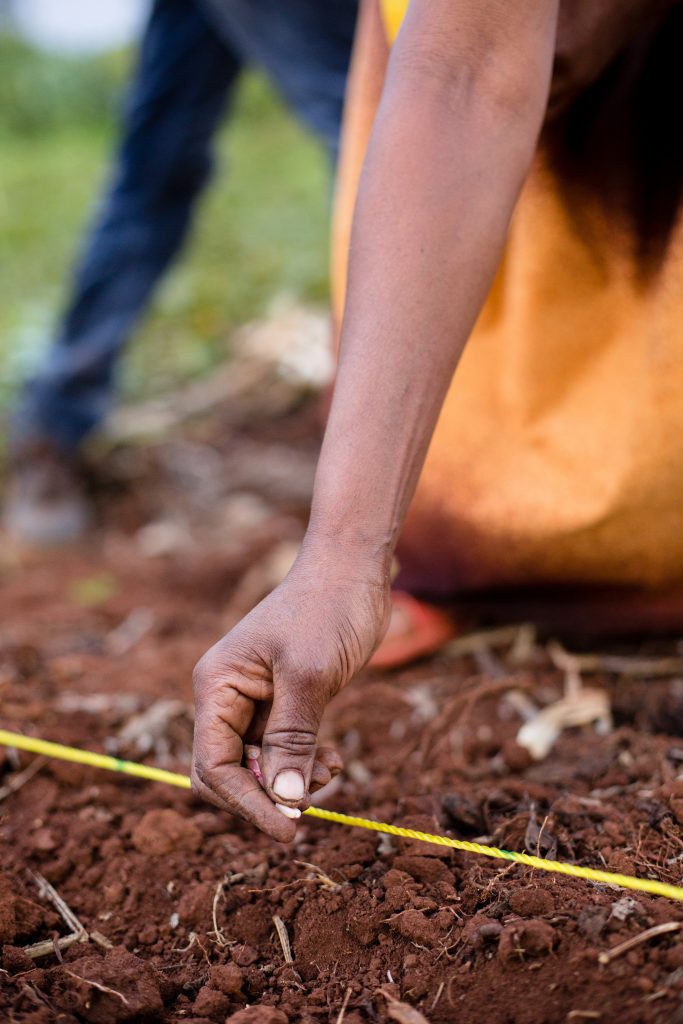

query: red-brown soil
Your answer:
[2,407,683,1023]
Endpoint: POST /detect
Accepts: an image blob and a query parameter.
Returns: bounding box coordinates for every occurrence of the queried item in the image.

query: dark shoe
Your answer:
[3,441,90,546]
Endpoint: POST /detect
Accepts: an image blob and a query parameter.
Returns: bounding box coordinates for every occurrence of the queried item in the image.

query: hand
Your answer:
[191,544,391,841]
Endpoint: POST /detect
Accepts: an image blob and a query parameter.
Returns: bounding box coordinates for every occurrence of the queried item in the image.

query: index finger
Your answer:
[192,761,296,843]
[192,690,296,842]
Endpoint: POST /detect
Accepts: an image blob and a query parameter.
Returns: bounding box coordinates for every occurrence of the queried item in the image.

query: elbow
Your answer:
[389,39,552,138]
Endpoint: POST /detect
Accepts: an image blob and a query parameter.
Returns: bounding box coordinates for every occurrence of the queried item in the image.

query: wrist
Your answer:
[298,520,394,588]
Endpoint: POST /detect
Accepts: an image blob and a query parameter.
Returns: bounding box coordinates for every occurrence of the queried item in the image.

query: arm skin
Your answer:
[310,0,560,572]
[192,0,559,841]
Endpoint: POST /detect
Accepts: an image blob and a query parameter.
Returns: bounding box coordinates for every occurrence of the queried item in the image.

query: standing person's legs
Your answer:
[199,0,358,162]
[11,0,241,456]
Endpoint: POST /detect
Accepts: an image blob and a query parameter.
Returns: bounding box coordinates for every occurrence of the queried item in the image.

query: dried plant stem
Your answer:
[336,986,352,1024]
[272,915,293,963]
[548,642,683,679]
[598,922,682,965]
[22,872,88,960]
[63,969,130,1006]
[0,756,47,802]
[294,860,341,891]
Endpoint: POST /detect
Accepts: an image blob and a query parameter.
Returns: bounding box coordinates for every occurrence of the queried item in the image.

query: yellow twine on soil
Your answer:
[2,728,683,903]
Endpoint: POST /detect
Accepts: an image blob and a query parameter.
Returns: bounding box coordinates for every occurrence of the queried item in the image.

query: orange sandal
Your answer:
[369,590,457,670]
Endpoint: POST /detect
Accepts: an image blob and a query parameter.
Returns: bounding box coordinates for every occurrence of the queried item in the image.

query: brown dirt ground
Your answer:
[3,405,683,1024]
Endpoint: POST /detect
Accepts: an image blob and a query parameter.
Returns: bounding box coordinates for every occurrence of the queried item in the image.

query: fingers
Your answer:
[192,676,296,843]
[192,761,296,843]
[310,746,343,792]
[310,760,332,791]
[315,745,344,776]
[260,679,332,809]
[246,743,342,797]
[192,621,344,837]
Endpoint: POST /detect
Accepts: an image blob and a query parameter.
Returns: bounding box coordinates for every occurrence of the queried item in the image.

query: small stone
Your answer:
[209,963,244,998]
[462,915,502,949]
[498,919,555,962]
[193,985,230,1021]
[501,740,534,773]
[577,906,609,941]
[347,909,381,946]
[192,812,227,837]
[131,809,202,857]
[232,944,259,967]
[2,945,34,974]
[441,793,484,833]
[30,827,58,853]
[59,947,163,1020]
[393,855,453,884]
[387,909,441,947]
[14,897,45,936]
[177,882,215,928]
[137,925,158,945]
[225,1008,288,1024]
[605,850,636,875]
[508,888,555,917]
[380,869,415,890]
[0,875,17,945]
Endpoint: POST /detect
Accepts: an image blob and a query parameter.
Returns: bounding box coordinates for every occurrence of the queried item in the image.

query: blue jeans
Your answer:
[12,0,357,452]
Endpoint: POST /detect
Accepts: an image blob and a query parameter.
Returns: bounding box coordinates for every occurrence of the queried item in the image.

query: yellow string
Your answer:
[2,728,682,902]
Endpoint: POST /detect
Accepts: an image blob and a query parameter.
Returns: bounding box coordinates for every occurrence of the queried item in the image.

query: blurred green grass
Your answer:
[0,36,330,409]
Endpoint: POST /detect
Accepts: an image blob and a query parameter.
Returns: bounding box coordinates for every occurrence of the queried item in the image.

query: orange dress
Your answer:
[333,1,683,627]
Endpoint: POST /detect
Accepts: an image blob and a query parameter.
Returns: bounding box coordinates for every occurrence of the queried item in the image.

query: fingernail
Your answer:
[273,770,305,802]
[276,803,301,819]
[244,744,260,760]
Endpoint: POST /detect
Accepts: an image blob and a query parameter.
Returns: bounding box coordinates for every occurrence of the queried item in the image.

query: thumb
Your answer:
[260,674,326,810]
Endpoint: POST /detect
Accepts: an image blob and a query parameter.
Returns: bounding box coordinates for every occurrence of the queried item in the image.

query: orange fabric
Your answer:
[333,1,683,599]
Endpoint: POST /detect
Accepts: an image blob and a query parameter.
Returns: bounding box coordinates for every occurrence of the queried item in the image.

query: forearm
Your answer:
[308,0,558,572]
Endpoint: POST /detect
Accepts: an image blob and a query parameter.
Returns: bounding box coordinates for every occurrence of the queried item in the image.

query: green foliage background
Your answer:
[0,36,330,410]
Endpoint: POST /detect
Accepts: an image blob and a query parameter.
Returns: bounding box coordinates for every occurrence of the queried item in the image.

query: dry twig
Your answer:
[0,756,46,802]
[431,981,445,1010]
[63,969,129,1007]
[443,625,528,658]
[294,860,341,891]
[90,930,114,951]
[272,915,294,964]
[598,922,682,965]
[209,872,245,947]
[377,986,431,1024]
[548,642,683,679]
[336,986,352,1024]
[22,872,88,960]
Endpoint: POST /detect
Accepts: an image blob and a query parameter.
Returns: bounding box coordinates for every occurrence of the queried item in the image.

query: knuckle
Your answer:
[280,660,332,702]
[264,728,318,757]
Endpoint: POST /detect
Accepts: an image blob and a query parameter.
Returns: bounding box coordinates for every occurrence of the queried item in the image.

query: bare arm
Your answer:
[311,0,559,570]
[193,0,559,840]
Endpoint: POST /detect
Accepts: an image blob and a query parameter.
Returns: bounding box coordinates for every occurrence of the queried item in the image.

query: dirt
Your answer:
[2,405,683,1023]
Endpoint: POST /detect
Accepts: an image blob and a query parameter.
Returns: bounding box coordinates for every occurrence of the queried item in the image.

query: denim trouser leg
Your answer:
[12,0,241,452]
[199,0,358,163]
[11,0,358,453]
